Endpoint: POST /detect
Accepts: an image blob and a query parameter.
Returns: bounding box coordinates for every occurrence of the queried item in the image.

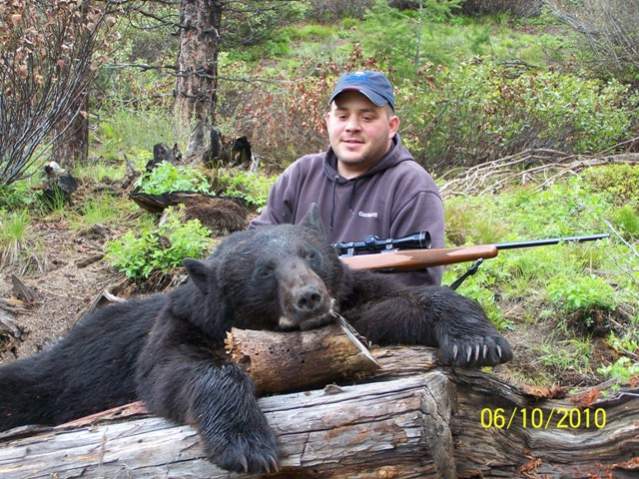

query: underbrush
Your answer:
[136,162,212,195]
[227,49,636,170]
[444,165,639,386]
[105,206,213,280]
[93,108,179,164]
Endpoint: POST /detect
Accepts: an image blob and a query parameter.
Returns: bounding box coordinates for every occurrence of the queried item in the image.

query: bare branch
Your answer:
[0,0,117,185]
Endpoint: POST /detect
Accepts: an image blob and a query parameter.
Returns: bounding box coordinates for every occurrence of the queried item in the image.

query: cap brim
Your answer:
[329,87,390,108]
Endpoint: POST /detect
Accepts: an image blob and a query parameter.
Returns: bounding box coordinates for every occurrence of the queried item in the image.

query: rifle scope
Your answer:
[333,231,431,256]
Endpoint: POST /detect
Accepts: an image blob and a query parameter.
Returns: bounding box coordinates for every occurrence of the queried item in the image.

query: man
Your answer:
[250,71,444,285]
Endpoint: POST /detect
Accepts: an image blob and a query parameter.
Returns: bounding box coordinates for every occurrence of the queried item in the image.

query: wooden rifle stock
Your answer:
[340,245,499,271]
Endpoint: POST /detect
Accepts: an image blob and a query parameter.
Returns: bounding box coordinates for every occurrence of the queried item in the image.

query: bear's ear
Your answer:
[183,258,216,294]
[300,203,327,239]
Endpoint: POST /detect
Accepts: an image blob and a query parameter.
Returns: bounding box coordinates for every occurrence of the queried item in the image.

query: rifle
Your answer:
[335,233,610,290]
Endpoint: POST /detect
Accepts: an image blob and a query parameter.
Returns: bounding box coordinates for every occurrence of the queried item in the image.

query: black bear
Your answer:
[0,206,512,473]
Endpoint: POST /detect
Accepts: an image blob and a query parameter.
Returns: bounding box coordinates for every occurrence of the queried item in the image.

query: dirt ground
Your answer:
[0,219,124,362]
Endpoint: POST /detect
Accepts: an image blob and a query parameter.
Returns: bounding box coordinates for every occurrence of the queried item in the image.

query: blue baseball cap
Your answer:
[329,71,395,111]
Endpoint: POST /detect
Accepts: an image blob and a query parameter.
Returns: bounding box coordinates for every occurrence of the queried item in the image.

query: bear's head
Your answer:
[183,205,346,333]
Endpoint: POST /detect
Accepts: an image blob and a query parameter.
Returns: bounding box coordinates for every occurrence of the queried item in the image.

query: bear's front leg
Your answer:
[136,346,278,473]
[345,273,512,367]
[187,363,279,473]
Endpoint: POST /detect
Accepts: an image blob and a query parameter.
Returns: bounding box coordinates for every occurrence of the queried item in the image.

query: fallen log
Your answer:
[1,347,637,478]
[225,321,380,394]
[0,373,454,479]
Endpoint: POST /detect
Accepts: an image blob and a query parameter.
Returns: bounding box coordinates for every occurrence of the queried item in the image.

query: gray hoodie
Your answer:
[250,136,445,286]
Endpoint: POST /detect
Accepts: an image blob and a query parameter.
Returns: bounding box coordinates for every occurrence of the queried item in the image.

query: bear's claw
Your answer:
[206,423,279,474]
[438,334,512,367]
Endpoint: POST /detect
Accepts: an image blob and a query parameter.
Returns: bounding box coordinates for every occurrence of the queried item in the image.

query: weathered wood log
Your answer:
[0,373,454,479]
[450,368,639,478]
[225,321,380,394]
[1,347,638,478]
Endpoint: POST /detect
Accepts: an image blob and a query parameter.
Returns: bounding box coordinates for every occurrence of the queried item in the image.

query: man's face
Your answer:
[325,91,399,178]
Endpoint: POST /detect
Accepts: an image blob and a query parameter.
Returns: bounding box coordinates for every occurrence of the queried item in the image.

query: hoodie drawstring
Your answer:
[330,175,338,229]
[349,181,358,211]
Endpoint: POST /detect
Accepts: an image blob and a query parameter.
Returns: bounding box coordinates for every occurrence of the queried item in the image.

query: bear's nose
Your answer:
[295,286,323,313]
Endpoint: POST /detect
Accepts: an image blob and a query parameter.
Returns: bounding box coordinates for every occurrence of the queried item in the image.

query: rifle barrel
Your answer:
[495,233,609,250]
[340,233,609,271]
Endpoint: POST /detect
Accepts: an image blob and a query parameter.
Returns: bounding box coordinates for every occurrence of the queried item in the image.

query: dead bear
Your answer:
[0,206,512,473]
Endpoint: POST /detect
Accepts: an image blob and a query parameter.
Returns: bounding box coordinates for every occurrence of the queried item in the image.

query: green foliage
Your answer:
[105,207,213,280]
[0,209,32,267]
[70,194,133,230]
[399,63,638,168]
[443,167,639,363]
[608,330,639,355]
[223,1,306,49]
[540,339,592,373]
[597,357,639,384]
[136,162,212,195]
[611,205,639,241]
[453,273,510,331]
[94,109,177,163]
[0,180,37,211]
[216,170,276,209]
[583,164,639,208]
[547,275,616,313]
[74,162,125,184]
[0,209,30,245]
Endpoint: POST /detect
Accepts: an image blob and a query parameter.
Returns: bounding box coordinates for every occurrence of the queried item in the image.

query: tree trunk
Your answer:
[51,93,89,168]
[51,0,91,169]
[174,0,222,164]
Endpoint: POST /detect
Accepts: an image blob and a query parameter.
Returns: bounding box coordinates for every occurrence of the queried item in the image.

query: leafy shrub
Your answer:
[583,164,639,209]
[597,357,639,384]
[0,180,37,211]
[216,170,276,209]
[105,207,213,280]
[547,275,616,313]
[136,162,211,195]
[398,63,638,170]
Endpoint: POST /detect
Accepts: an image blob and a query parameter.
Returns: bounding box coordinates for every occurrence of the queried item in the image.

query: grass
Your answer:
[74,162,126,184]
[441,165,639,386]
[228,9,575,75]
[93,108,180,164]
[0,209,45,273]
[68,194,138,231]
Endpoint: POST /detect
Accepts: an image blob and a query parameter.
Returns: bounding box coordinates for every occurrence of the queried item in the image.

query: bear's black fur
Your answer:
[0,206,512,473]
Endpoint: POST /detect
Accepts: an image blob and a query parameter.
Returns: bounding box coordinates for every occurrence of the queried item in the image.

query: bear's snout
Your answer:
[294,285,323,314]
[276,257,333,330]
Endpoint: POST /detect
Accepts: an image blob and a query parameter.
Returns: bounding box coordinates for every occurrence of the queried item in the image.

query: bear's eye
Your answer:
[301,248,321,267]
[256,262,275,279]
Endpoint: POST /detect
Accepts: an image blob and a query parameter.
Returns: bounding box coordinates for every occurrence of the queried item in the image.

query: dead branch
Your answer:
[440,149,639,197]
